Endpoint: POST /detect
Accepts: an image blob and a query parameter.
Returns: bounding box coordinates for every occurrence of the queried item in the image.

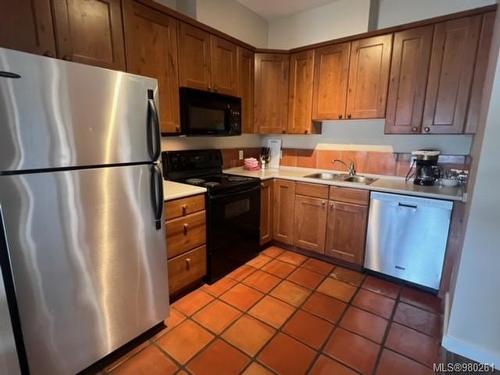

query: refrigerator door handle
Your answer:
[150,164,164,230]
[147,92,161,162]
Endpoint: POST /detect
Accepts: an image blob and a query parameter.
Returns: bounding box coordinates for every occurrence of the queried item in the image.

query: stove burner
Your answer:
[227,176,249,182]
[185,178,205,185]
[204,181,220,188]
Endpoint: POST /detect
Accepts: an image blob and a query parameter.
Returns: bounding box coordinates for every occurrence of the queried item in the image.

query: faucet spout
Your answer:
[332,159,356,177]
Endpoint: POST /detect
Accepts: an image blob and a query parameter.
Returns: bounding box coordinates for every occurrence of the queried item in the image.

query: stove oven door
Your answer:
[207,184,260,282]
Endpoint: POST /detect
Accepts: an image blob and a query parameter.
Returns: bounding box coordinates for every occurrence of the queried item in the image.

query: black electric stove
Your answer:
[163,150,261,283]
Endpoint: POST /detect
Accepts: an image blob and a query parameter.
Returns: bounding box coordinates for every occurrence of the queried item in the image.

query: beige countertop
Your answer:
[224,166,466,202]
[163,180,206,201]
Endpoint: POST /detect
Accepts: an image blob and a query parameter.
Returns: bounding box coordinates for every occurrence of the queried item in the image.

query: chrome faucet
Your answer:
[332,159,356,177]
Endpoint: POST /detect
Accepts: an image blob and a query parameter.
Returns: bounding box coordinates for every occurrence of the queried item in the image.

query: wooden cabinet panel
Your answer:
[124,1,180,134]
[178,22,211,90]
[165,194,205,221]
[238,47,255,133]
[0,0,56,57]
[465,11,496,134]
[329,186,369,205]
[423,16,481,134]
[295,183,329,199]
[260,180,273,245]
[288,50,315,134]
[273,179,295,245]
[255,53,289,134]
[294,195,327,253]
[346,34,392,119]
[210,36,238,95]
[385,26,433,134]
[312,42,351,120]
[325,201,367,265]
[166,211,206,259]
[168,245,206,295]
[52,0,126,70]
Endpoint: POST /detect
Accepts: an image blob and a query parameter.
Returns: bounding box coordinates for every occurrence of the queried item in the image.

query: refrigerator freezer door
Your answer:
[0,47,160,172]
[0,165,169,375]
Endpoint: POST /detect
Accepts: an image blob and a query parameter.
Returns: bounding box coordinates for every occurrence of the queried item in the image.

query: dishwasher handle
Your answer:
[398,202,417,209]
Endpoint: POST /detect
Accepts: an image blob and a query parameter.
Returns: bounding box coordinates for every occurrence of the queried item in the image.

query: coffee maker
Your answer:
[408,150,442,186]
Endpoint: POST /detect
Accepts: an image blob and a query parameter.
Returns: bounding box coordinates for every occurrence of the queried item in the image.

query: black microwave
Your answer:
[180,87,242,136]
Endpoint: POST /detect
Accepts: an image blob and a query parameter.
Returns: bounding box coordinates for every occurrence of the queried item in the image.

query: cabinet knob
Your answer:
[304,129,308,134]
[321,200,326,206]
[412,127,418,132]
[424,127,430,133]
[175,126,180,132]
[183,223,189,235]
[185,258,191,270]
[338,114,343,119]
[330,202,334,209]
[347,114,352,119]
[182,204,187,215]
[282,130,286,134]
[260,183,265,188]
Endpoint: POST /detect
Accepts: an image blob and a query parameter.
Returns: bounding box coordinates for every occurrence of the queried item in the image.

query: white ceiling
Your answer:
[236,0,337,20]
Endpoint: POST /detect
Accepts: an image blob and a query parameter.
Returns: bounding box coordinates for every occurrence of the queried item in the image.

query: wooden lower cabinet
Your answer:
[325,201,368,266]
[294,195,328,253]
[260,180,273,245]
[168,245,206,295]
[273,179,295,245]
[165,194,207,295]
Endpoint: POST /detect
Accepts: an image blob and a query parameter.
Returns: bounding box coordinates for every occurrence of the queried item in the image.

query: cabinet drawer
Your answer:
[166,211,206,258]
[295,182,329,199]
[165,194,205,221]
[329,186,369,205]
[168,245,207,295]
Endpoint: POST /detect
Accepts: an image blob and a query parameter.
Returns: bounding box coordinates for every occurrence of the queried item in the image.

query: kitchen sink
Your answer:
[303,172,347,180]
[304,172,377,185]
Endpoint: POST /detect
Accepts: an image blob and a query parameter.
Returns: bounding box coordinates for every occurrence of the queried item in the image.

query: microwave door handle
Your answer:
[147,93,161,161]
[150,165,163,230]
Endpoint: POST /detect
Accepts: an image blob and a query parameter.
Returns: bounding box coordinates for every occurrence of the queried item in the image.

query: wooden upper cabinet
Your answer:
[423,15,481,134]
[51,0,126,70]
[0,0,56,57]
[385,26,433,134]
[312,42,351,120]
[465,11,496,134]
[178,22,211,90]
[123,1,180,134]
[255,53,290,134]
[260,180,273,245]
[346,34,392,119]
[288,50,315,134]
[210,36,238,95]
[294,195,327,253]
[238,47,255,133]
[325,201,367,266]
[273,179,295,245]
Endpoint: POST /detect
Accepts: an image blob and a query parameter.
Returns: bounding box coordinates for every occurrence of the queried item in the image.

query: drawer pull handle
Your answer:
[182,204,187,215]
[183,223,189,235]
[186,258,191,270]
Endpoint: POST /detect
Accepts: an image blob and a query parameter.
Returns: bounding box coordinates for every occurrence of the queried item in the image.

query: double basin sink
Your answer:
[303,172,378,185]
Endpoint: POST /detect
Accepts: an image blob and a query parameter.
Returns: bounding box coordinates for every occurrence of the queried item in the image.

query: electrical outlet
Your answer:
[238,150,244,160]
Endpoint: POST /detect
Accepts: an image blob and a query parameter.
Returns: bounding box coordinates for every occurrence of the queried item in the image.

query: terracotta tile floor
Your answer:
[105,246,444,375]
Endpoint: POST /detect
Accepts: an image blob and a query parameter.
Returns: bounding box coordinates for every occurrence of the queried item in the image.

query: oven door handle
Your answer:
[210,184,260,200]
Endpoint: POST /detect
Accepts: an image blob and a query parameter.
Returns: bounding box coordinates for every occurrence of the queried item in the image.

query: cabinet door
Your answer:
[325,201,367,266]
[52,0,126,70]
[294,195,327,253]
[260,180,273,245]
[255,53,289,134]
[423,15,481,134]
[0,0,56,57]
[178,22,211,90]
[238,47,255,133]
[288,50,315,134]
[124,2,180,134]
[210,36,238,95]
[385,26,433,134]
[312,42,350,120]
[346,34,392,119]
[465,12,496,134]
[273,180,295,245]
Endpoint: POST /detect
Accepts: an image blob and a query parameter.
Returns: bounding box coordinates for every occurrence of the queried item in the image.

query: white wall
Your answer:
[268,0,371,49]
[377,0,496,28]
[195,0,268,47]
[443,10,500,367]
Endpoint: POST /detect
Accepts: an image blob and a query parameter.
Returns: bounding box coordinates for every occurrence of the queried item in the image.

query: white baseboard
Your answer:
[442,335,500,368]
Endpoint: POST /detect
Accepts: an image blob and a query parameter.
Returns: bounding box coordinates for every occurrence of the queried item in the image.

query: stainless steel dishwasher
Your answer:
[364,192,453,290]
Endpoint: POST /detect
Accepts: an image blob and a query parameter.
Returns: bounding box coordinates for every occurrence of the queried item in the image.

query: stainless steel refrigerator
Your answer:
[0,47,169,374]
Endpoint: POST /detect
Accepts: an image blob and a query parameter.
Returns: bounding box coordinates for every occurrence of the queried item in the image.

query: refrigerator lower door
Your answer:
[0,47,160,172]
[0,164,169,375]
